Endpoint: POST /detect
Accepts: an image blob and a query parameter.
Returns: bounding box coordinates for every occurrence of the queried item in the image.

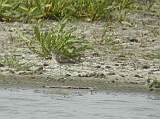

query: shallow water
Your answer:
[0,88,160,119]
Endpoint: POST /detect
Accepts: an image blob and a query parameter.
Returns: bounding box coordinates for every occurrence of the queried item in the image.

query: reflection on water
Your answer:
[0,88,160,119]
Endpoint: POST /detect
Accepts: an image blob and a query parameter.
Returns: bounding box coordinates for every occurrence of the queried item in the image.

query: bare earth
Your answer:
[0,3,160,94]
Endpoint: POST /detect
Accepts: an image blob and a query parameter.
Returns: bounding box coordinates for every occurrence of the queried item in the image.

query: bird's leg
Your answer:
[60,65,61,76]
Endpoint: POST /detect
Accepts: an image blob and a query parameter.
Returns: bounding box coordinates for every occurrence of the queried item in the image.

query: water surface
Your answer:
[0,88,160,119]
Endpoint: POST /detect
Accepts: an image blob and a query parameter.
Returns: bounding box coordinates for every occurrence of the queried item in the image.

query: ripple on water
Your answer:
[0,88,160,119]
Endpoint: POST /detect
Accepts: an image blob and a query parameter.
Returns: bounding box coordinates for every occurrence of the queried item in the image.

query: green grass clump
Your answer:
[0,55,31,71]
[0,0,148,22]
[147,77,160,90]
[17,17,91,59]
[0,0,21,21]
[1,0,112,21]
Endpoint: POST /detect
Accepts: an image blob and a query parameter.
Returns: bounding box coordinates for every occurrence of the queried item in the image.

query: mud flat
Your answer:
[0,2,160,93]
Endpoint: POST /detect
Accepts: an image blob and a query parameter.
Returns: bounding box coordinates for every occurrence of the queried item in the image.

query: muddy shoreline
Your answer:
[1,73,160,95]
[0,3,160,94]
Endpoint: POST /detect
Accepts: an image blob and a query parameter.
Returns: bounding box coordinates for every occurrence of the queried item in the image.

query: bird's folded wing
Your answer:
[56,54,76,63]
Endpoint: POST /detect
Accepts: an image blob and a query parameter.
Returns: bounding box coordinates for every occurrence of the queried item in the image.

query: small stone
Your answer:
[111,80,115,83]
[0,63,4,67]
[108,72,115,75]
[92,52,99,57]
[65,74,71,77]
[36,67,43,71]
[34,67,43,74]
[78,74,82,77]
[95,73,106,78]
[129,38,139,42]
[121,63,127,66]
[43,63,49,66]
[122,27,127,30]
[134,75,143,78]
[95,65,101,68]
[130,82,138,84]
[142,65,150,69]
[115,64,119,66]
[105,66,111,69]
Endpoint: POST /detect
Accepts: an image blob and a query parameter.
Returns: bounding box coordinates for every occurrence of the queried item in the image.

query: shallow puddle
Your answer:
[0,88,160,119]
